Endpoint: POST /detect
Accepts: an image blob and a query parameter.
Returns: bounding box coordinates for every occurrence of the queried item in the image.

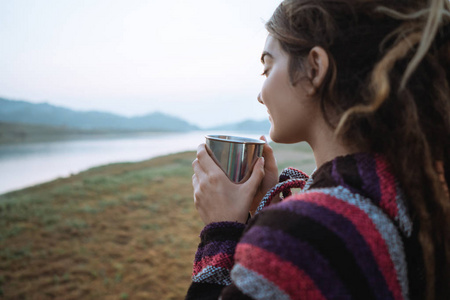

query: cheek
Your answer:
[268,95,309,143]
[261,76,279,112]
[260,80,270,104]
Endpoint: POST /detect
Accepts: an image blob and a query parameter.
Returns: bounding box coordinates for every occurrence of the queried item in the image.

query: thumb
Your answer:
[245,157,265,188]
[261,138,277,172]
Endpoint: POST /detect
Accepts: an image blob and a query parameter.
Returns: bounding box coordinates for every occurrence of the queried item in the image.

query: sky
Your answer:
[0,0,282,128]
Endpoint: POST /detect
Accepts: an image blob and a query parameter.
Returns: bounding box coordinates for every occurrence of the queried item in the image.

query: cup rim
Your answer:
[205,134,265,145]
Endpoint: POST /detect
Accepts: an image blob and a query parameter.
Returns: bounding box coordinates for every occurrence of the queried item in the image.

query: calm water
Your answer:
[0,131,265,195]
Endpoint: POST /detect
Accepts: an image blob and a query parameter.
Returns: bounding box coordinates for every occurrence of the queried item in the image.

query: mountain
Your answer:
[0,98,199,132]
[209,119,271,132]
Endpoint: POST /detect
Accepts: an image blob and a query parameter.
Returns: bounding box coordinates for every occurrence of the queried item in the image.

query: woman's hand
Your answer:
[192,143,266,224]
[249,136,279,215]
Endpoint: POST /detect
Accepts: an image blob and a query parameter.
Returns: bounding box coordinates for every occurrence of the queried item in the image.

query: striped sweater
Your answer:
[186,153,425,300]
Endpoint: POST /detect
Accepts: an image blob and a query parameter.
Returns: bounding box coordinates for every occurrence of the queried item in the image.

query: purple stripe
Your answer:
[355,153,381,205]
[199,221,245,240]
[332,156,363,196]
[240,226,351,299]
[194,240,238,262]
[200,221,245,234]
[331,159,345,186]
[271,200,393,300]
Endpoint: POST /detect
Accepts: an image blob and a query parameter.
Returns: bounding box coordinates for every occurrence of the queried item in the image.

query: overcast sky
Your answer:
[0,0,281,128]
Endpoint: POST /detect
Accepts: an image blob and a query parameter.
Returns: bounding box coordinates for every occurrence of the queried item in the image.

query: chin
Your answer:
[270,127,302,144]
[269,128,282,143]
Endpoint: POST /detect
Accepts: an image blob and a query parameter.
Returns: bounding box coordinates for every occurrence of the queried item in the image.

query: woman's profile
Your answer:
[186,0,450,299]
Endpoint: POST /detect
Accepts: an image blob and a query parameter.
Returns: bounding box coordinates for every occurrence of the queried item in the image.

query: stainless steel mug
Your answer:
[205,135,265,183]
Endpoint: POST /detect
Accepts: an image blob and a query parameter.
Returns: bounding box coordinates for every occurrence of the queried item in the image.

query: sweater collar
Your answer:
[309,152,413,236]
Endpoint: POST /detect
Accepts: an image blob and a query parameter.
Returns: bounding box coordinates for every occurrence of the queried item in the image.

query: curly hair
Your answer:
[266,0,450,299]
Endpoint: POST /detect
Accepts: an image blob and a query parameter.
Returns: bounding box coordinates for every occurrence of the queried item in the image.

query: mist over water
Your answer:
[0,131,266,195]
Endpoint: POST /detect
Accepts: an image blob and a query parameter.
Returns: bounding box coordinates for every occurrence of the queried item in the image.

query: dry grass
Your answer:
[0,142,314,299]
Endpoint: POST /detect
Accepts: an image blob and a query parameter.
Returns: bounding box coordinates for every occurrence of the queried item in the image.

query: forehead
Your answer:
[264,35,280,52]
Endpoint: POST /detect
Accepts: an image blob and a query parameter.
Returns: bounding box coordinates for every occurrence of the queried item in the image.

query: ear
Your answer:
[306,46,329,95]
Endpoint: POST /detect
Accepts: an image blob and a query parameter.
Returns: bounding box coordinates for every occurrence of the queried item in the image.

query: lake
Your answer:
[0,131,265,195]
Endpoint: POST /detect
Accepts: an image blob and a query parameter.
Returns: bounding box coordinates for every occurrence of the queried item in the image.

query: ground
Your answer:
[0,142,314,299]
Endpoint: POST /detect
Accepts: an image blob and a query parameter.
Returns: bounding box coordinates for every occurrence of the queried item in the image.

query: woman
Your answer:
[186,0,450,299]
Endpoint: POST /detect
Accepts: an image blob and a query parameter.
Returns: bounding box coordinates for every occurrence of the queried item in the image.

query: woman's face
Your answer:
[258,35,320,144]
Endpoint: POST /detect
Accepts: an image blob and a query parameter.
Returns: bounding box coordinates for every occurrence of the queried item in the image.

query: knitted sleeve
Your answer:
[185,221,246,300]
[225,189,409,300]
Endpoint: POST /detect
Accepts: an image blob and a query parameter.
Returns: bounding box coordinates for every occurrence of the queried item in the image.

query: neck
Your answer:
[308,124,356,169]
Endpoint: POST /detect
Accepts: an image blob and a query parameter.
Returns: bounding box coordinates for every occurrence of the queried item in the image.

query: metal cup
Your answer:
[205,135,265,183]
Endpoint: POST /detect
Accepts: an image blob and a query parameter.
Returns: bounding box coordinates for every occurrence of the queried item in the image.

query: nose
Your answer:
[257,93,264,105]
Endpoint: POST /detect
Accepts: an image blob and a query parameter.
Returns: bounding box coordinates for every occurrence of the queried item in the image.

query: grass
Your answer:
[0,143,314,299]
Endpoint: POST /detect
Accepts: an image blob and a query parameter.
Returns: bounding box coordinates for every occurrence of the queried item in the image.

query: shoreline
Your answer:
[0,150,197,197]
[0,141,316,197]
[0,131,268,196]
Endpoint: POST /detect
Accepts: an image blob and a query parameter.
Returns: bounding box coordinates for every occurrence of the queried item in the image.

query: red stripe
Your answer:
[236,243,326,300]
[193,253,233,276]
[287,192,403,300]
[375,154,398,219]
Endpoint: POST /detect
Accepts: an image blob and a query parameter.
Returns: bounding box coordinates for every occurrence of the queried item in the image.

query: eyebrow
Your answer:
[260,51,273,64]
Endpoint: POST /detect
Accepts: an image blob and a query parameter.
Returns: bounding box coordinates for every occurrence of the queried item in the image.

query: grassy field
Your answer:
[0,142,314,299]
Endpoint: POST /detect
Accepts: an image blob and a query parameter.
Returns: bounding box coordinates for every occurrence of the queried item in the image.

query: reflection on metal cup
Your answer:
[205,135,265,183]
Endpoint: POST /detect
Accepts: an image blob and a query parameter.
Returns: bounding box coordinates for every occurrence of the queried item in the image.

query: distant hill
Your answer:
[0,98,199,132]
[209,119,270,133]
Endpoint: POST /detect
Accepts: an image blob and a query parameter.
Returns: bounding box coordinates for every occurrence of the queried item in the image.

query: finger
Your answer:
[245,157,265,189]
[197,144,225,175]
[192,172,196,187]
[192,173,199,187]
[262,140,277,171]
[192,158,207,181]
[196,143,206,155]
[192,174,199,203]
